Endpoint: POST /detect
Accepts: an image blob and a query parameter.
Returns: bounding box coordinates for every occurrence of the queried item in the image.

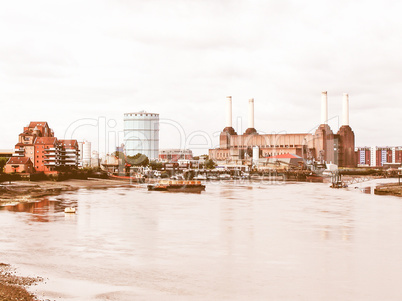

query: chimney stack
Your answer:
[342,93,349,126]
[226,96,232,128]
[321,91,328,124]
[248,98,254,129]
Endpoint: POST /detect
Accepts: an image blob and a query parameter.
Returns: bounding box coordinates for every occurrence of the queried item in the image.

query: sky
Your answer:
[0,0,401,156]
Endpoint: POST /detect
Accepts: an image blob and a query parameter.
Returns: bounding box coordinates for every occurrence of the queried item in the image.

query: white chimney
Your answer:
[342,93,349,126]
[248,98,254,129]
[226,96,232,128]
[321,91,328,124]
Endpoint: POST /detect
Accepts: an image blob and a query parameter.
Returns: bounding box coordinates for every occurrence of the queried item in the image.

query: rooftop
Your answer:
[7,157,32,165]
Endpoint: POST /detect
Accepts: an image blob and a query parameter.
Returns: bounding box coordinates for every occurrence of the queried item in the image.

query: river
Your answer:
[1,179,402,300]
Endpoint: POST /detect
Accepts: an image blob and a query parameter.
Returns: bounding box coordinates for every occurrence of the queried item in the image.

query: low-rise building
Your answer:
[4,157,34,174]
[159,149,193,162]
[355,146,402,167]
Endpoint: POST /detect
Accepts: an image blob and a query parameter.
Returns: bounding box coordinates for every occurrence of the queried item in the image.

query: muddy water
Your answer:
[1,180,402,300]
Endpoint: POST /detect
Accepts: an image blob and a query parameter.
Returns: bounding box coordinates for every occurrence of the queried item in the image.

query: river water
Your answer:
[1,179,402,300]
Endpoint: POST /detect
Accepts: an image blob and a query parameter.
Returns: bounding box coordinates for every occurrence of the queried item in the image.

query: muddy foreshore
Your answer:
[0,178,141,205]
[374,182,402,197]
[0,263,42,301]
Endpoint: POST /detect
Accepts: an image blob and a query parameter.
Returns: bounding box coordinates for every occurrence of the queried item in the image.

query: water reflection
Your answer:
[1,182,402,300]
[0,198,78,223]
[361,186,375,195]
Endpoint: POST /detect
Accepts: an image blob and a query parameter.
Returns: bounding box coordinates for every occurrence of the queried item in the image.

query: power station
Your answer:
[209,92,356,167]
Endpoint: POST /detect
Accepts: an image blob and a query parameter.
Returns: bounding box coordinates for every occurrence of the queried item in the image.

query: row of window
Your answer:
[125,113,159,117]
[230,145,297,148]
[215,151,292,158]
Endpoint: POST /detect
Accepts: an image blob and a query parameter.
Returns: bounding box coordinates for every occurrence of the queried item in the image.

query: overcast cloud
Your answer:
[0,0,401,155]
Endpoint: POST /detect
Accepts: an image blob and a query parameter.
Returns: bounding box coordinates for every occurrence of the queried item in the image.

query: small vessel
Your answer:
[219,174,231,180]
[148,180,206,193]
[64,207,76,213]
[109,173,145,183]
[306,173,324,183]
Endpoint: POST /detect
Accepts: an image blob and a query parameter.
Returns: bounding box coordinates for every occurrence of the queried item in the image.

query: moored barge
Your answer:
[148,180,206,193]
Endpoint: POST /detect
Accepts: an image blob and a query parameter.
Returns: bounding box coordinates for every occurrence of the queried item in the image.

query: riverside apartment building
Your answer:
[5,122,79,174]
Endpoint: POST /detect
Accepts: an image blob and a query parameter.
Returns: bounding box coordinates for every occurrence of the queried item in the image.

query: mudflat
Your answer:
[0,263,42,301]
[0,178,138,205]
[375,182,402,196]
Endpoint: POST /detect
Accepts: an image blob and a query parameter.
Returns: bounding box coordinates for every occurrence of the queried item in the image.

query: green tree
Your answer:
[126,153,149,167]
[0,157,9,173]
[149,160,163,170]
[204,159,216,169]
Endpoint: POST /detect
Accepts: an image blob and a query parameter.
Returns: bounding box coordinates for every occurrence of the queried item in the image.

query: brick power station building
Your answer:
[209,92,356,167]
[5,122,79,174]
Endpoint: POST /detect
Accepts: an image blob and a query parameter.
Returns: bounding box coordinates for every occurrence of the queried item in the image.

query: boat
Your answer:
[306,173,324,183]
[64,207,76,213]
[219,174,231,180]
[148,180,206,193]
[109,173,145,183]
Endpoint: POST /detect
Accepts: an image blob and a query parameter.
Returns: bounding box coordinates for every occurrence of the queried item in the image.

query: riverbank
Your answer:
[0,178,140,205]
[374,182,402,197]
[0,263,42,301]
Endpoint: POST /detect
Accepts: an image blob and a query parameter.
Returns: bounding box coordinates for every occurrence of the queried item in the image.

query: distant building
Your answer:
[159,149,193,162]
[4,157,34,174]
[101,154,120,173]
[33,137,59,173]
[59,140,79,168]
[356,146,402,167]
[116,144,124,153]
[0,149,13,159]
[209,93,356,167]
[5,121,79,174]
[78,140,91,167]
[124,111,159,160]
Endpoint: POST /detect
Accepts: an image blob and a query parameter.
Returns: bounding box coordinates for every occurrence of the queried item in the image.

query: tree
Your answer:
[126,153,149,167]
[149,160,163,170]
[0,157,9,173]
[204,159,216,169]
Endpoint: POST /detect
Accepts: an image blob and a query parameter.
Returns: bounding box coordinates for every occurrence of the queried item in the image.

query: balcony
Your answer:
[44,162,56,166]
[12,154,24,157]
[14,149,24,153]
[44,152,57,156]
[44,158,57,161]
[60,154,77,158]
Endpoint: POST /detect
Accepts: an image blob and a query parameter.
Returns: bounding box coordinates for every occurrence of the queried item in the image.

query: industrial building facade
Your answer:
[6,122,79,174]
[159,149,193,162]
[356,146,402,167]
[209,93,356,167]
[124,111,159,160]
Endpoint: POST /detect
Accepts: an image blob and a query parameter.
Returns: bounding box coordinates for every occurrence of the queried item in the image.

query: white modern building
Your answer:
[78,140,91,167]
[124,111,159,159]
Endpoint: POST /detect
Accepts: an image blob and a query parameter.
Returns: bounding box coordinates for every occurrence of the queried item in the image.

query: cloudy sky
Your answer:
[0,0,401,155]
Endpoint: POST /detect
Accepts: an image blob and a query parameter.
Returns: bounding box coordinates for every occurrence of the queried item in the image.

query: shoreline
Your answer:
[374,182,402,197]
[0,263,42,301]
[0,178,142,205]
